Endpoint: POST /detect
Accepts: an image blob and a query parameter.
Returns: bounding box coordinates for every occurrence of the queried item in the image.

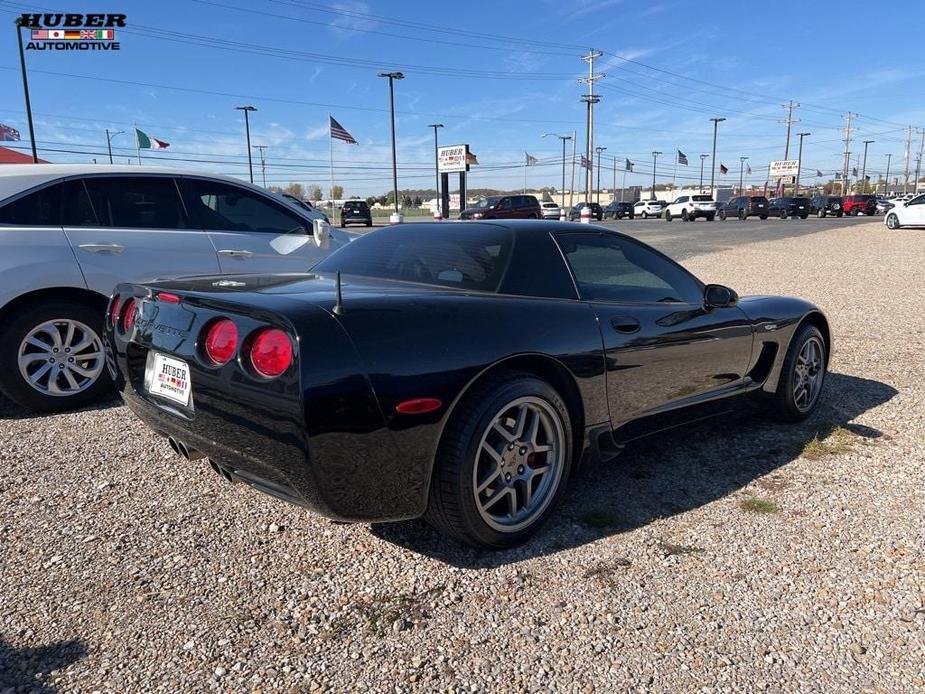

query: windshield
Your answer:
[314,224,513,292]
[472,196,501,209]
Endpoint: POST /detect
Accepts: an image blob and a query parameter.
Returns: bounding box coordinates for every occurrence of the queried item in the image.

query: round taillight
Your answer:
[109,295,121,327]
[121,298,136,333]
[203,319,238,366]
[248,328,293,378]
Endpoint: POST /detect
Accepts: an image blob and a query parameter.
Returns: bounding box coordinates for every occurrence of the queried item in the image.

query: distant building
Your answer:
[0,146,49,164]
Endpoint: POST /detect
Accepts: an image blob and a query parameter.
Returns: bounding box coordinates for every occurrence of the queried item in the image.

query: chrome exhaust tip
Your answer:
[168,436,205,461]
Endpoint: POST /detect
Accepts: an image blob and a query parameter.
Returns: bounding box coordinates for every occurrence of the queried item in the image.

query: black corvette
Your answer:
[107,221,830,548]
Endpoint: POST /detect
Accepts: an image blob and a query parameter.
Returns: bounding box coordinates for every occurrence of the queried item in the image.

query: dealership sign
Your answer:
[769,160,800,177]
[438,144,470,173]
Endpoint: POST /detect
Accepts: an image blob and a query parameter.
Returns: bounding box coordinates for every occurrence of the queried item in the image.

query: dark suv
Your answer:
[842,194,877,216]
[810,196,843,218]
[568,202,604,221]
[603,201,634,219]
[719,196,769,220]
[768,197,811,219]
[340,200,372,227]
[459,194,541,220]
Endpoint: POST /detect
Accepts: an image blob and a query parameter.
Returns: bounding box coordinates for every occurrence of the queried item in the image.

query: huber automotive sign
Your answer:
[438,144,470,173]
[769,160,800,178]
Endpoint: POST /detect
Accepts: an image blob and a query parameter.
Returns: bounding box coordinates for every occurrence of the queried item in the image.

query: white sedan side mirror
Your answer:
[312,219,331,250]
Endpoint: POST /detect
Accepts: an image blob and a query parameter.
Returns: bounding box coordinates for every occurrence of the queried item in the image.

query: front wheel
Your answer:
[425,373,573,548]
[759,215,768,220]
[836,211,843,218]
[818,209,826,218]
[719,209,727,221]
[642,212,648,219]
[886,213,901,230]
[0,298,110,412]
[800,214,808,219]
[665,210,673,222]
[681,209,689,221]
[770,324,827,422]
[779,210,788,219]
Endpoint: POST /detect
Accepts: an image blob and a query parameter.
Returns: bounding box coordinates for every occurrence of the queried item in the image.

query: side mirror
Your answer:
[311,218,331,250]
[704,283,738,308]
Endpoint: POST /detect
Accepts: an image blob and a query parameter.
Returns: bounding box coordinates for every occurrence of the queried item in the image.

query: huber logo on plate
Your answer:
[18,13,125,51]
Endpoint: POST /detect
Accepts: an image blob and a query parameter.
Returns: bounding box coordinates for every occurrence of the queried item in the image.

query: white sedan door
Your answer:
[62,176,220,295]
[182,178,331,274]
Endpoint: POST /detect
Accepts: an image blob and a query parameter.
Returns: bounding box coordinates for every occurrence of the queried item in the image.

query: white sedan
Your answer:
[885,194,925,229]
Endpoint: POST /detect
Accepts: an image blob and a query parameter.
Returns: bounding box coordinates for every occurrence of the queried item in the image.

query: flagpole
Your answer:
[523,161,527,194]
[569,130,577,210]
[134,123,141,164]
[621,164,628,202]
[329,115,335,205]
[672,152,677,191]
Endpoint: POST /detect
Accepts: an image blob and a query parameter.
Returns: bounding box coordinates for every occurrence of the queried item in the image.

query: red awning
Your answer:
[0,146,49,164]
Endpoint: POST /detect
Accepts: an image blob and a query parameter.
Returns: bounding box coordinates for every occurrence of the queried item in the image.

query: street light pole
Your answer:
[378,71,404,221]
[860,139,874,193]
[543,133,572,214]
[105,129,124,164]
[699,154,708,191]
[235,106,257,183]
[709,117,726,198]
[795,132,810,195]
[651,151,662,201]
[595,146,606,205]
[427,123,443,211]
[883,154,892,195]
[15,18,38,162]
[738,156,749,194]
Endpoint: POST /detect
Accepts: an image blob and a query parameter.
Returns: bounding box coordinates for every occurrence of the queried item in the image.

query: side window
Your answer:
[60,179,100,226]
[498,197,513,210]
[77,176,189,229]
[0,183,62,226]
[554,232,702,304]
[908,195,925,206]
[187,179,306,234]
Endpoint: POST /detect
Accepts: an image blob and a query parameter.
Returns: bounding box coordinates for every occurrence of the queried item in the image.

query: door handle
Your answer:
[610,316,641,333]
[217,249,254,258]
[78,243,124,254]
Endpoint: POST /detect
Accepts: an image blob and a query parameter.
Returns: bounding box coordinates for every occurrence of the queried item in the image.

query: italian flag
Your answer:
[135,128,170,150]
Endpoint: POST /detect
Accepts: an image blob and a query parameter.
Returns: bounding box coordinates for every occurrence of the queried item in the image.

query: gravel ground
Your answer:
[1,220,923,692]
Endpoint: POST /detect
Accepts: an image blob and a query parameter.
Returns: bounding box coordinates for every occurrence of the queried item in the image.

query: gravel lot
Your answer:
[1,220,923,692]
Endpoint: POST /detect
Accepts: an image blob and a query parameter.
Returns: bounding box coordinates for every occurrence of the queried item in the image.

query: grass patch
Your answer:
[740,495,780,514]
[579,509,621,529]
[801,427,856,460]
[661,543,705,557]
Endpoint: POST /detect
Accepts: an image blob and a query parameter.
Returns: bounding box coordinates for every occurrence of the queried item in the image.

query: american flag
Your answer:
[0,123,20,142]
[677,150,688,165]
[625,158,633,172]
[719,163,728,175]
[524,152,538,166]
[329,116,357,144]
[581,155,591,170]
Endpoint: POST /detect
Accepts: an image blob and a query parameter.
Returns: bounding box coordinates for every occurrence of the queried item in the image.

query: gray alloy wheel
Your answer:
[472,396,565,533]
[792,335,825,413]
[886,213,901,230]
[681,209,689,221]
[18,318,104,398]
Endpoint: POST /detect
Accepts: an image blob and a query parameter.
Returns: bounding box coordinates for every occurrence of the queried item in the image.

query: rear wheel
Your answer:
[641,211,648,219]
[836,211,843,218]
[759,215,768,220]
[886,213,901,230]
[425,373,573,548]
[817,209,826,218]
[0,299,110,413]
[851,208,859,216]
[800,214,808,219]
[738,209,747,221]
[770,324,827,422]
[681,209,689,221]
[779,209,788,219]
[719,209,727,221]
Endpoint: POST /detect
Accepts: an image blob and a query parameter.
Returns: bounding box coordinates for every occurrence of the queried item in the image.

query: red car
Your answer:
[842,195,877,216]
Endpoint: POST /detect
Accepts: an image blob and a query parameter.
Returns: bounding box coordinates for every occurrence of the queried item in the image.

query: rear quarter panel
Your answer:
[0,227,87,311]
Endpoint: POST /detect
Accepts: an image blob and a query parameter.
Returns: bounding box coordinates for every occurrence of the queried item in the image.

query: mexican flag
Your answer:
[135,128,170,149]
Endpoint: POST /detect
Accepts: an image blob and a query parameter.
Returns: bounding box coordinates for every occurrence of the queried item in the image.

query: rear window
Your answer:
[749,196,768,203]
[691,195,713,202]
[344,201,367,210]
[314,224,513,292]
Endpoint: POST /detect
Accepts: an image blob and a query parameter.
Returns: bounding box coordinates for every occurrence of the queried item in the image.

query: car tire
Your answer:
[628,214,634,220]
[886,213,901,230]
[366,220,372,227]
[642,212,648,219]
[665,210,673,222]
[0,298,111,413]
[836,211,843,218]
[851,208,859,216]
[800,215,808,219]
[779,210,788,219]
[681,209,689,221]
[424,372,573,548]
[759,215,768,220]
[818,209,826,218]
[770,323,827,423]
[738,210,746,221]
[719,209,727,221]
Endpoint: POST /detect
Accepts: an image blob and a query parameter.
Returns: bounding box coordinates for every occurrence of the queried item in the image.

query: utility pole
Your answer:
[795,132,810,195]
[579,49,603,206]
[235,106,257,184]
[884,154,892,196]
[903,125,913,194]
[709,117,726,198]
[611,155,616,203]
[841,113,854,196]
[595,146,606,204]
[699,154,708,191]
[15,18,38,162]
[650,151,661,201]
[860,139,874,194]
[738,156,749,194]
[428,123,443,209]
[915,129,925,195]
[253,145,267,187]
[780,101,800,161]
[105,129,124,164]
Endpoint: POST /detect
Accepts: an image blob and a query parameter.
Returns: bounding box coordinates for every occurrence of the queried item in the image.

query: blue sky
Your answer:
[1,0,924,196]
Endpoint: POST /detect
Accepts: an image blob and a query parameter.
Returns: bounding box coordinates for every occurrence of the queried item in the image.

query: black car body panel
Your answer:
[459,195,541,220]
[108,221,829,523]
[604,201,634,219]
[724,196,769,219]
[810,196,843,217]
[769,197,811,218]
[340,200,372,226]
[568,203,604,221]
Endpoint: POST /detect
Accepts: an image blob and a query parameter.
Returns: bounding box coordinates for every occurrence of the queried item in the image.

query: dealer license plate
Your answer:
[145,352,192,406]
